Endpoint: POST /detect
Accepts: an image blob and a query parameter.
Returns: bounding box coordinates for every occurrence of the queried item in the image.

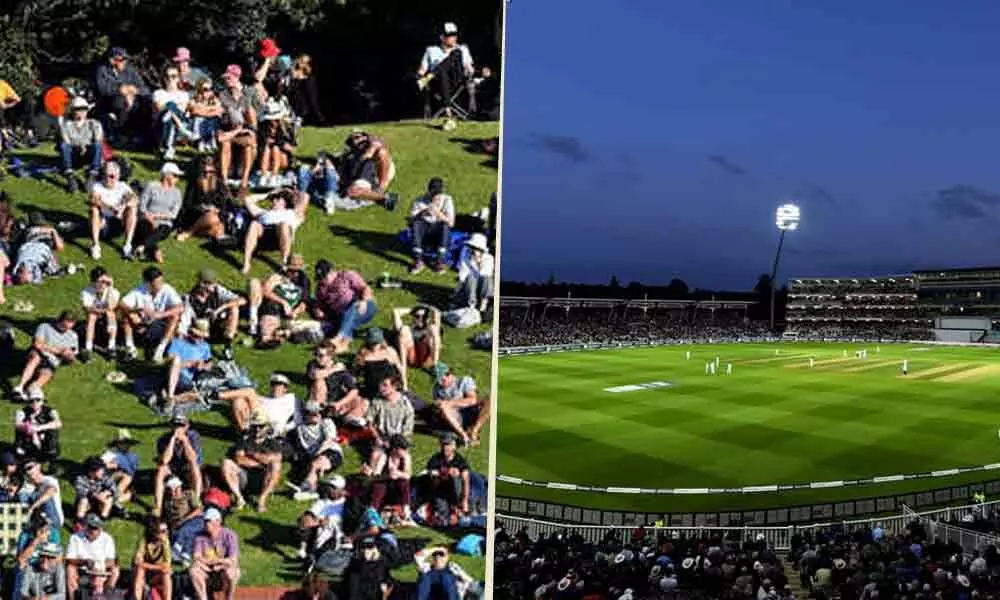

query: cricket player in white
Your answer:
[842,350,847,358]
[705,362,710,375]
[726,363,733,375]
[901,360,908,375]
[709,362,717,375]
[809,357,815,368]
[686,350,691,360]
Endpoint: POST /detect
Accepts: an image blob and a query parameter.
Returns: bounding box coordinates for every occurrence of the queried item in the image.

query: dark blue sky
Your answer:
[499,0,1000,290]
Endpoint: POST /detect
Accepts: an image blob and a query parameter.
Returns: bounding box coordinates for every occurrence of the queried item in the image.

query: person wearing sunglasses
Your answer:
[88,160,139,260]
[188,77,223,154]
[94,46,150,145]
[79,266,121,362]
[152,65,193,161]
[131,516,172,600]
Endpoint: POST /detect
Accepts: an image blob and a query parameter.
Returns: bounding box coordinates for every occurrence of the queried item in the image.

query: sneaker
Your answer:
[90,244,101,260]
[442,118,458,132]
[293,490,319,502]
[409,260,425,275]
[323,192,337,215]
[66,175,78,194]
[433,260,447,274]
[121,244,133,260]
[163,147,176,161]
[10,385,25,402]
[222,344,234,361]
[285,481,302,493]
[384,192,398,211]
[296,542,308,560]
[27,388,43,401]
[122,346,138,361]
[79,349,92,364]
[152,345,166,363]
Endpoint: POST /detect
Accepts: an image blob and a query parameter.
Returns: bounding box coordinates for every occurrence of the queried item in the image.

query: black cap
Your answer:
[85,456,105,472]
[142,266,163,283]
[439,432,458,445]
[0,452,16,467]
[315,259,333,279]
[427,177,445,195]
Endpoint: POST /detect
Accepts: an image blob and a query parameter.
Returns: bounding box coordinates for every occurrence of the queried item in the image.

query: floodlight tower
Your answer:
[770,203,800,332]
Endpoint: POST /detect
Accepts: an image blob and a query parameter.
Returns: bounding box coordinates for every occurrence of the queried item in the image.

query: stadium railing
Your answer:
[0,503,29,556]
[497,499,1000,553]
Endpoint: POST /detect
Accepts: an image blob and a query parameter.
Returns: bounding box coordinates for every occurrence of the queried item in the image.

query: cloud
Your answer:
[799,184,841,209]
[707,155,747,175]
[931,185,1000,220]
[530,134,592,163]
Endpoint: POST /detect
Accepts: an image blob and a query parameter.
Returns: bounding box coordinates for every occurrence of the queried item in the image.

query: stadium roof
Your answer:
[912,266,1000,275]
[499,296,756,308]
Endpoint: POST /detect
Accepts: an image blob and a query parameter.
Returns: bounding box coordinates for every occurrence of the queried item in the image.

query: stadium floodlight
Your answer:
[770,203,801,332]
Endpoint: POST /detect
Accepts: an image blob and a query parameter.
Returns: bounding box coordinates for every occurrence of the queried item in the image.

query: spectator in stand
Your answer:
[346,536,394,600]
[247,257,311,347]
[11,212,65,285]
[258,95,297,187]
[132,516,172,600]
[178,154,233,245]
[73,455,119,522]
[313,259,377,354]
[417,22,477,123]
[14,396,62,465]
[153,64,193,160]
[366,374,415,472]
[163,318,212,401]
[95,46,150,144]
[24,462,64,529]
[152,414,203,518]
[190,507,240,600]
[365,433,413,522]
[162,474,202,532]
[241,188,307,274]
[65,513,120,599]
[307,342,363,413]
[415,548,463,600]
[218,64,258,194]
[221,412,284,512]
[12,310,79,401]
[80,266,120,361]
[288,54,326,125]
[119,265,184,362]
[13,511,61,597]
[0,452,23,502]
[58,96,104,193]
[102,428,140,510]
[424,433,471,516]
[452,233,493,314]
[287,401,344,502]
[88,160,139,260]
[354,327,405,397]
[218,372,299,433]
[180,268,246,360]
[19,542,65,600]
[432,363,488,447]
[173,46,210,92]
[297,150,340,214]
[335,130,398,211]
[187,77,223,153]
[138,162,184,263]
[394,306,441,384]
[408,177,455,274]
[252,38,283,105]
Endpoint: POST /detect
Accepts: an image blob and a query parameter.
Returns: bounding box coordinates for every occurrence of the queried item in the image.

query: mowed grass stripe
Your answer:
[934,363,1000,382]
[904,362,980,380]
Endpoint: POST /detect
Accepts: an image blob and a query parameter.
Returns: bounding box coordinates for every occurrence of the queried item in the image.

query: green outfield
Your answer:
[496,342,1000,513]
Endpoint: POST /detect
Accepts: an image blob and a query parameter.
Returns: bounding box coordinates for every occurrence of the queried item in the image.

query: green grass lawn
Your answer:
[497,342,1000,513]
[0,120,498,584]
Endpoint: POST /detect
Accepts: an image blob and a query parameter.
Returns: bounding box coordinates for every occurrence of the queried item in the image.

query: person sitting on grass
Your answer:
[161,473,202,532]
[218,372,299,433]
[11,213,65,285]
[190,508,241,600]
[187,77,223,153]
[58,96,104,193]
[452,232,494,315]
[353,327,406,396]
[408,177,455,274]
[102,428,140,511]
[80,266,120,362]
[240,187,307,274]
[119,266,184,362]
[218,64,258,194]
[137,162,184,263]
[132,516,172,600]
[307,342,365,420]
[335,129,398,211]
[23,462,64,531]
[12,310,79,402]
[313,259,376,354]
[95,46,150,145]
[153,64,193,161]
[221,411,285,512]
[88,159,139,261]
[365,375,414,475]
[152,415,203,518]
[423,433,472,518]
[65,513,120,600]
[288,401,344,502]
[14,397,63,465]
[432,363,489,448]
[258,95,297,187]
[12,510,61,599]
[296,474,348,560]
[297,150,340,214]
[394,305,441,384]
[73,455,119,523]
[178,154,234,245]
[247,255,311,347]
[181,268,246,360]
[19,542,65,600]
[162,318,212,408]
[364,433,414,524]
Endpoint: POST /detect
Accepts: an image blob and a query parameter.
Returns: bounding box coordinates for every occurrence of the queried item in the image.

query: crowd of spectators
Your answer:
[786,323,935,342]
[0,20,495,600]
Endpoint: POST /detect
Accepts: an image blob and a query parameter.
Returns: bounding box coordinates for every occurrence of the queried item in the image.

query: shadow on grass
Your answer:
[447,136,498,170]
[328,224,410,268]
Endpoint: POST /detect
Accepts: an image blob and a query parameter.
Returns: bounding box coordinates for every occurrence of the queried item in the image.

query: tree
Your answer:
[754,274,773,297]
[666,278,689,298]
[609,275,620,289]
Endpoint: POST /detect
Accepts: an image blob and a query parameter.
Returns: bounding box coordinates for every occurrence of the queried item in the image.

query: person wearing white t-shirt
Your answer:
[118,266,184,362]
[66,513,119,598]
[88,161,138,260]
[25,461,65,529]
[218,372,300,433]
[240,188,307,274]
[80,266,121,362]
[451,232,494,313]
[153,64,193,160]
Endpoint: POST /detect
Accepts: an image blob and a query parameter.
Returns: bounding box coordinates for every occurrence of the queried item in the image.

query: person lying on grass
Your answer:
[241,187,307,275]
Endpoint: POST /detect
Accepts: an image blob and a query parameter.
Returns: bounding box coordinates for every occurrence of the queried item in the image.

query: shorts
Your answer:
[177,369,197,392]
[99,215,125,238]
[319,448,344,470]
[408,337,433,367]
[32,349,60,371]
[459,404,481,429]
[260,300,291,318]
